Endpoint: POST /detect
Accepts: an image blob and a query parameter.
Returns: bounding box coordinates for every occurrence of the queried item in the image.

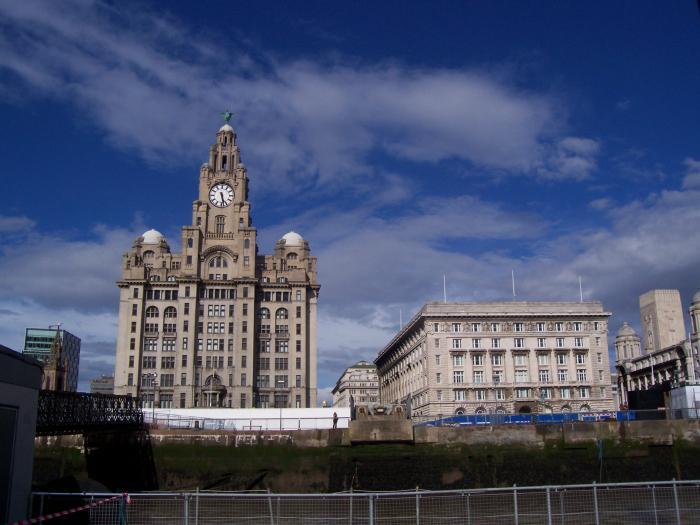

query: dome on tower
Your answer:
[693,287,700,304]
[141,229,165,244]
[281,231,304,246]
[219,124,234,132]
[616,322,637,337]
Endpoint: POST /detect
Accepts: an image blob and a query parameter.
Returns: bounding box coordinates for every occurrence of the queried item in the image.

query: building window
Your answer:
[146,306,159,318]
[491,338,500,349]
[132,304,138,316]
[539,369,550,383]
[453,371,464,384]
[575,353,586,365]
[493,370,503,384]
[537,338,546,349]
[436,373,441,384]
[296,357,301,369]
[452,323,461,332]
[560,387,571,399]
[495,389,505,400]
[594,322,600,331]
[241,373,247,387]
[127,373,133,386]
[490,323,500,332]
[296,375,302,388]
[555,322,563,332]
[536,322,545,332]
[556,353,568,365]
[537,353,549,365]
[515,388,529,399]
[433,323,440,332]
[435,355,441,365]
[471,323,481,332]
[540,388,552,399]
[577,369,587,381]
[452,339,462,349]
[454,389,466,401]
[515,370,529,383]
[513,354,527,366]
[556,337,565,348]
[473,371,484,384]
[215,215,225,234]
[579,387,590,398]
[472,338,481,349]
[434,339,440,348]
[514,338,525,348]
[475,389,486,400]
[574,337,584,348]
[472,354,484,366]
[514,323,524,332]
[437,390,443,401]
[558,369,568,382]
[452,355,464,367]
[128,356,134,367]
[492,354,503,366]
[573,322,582,332]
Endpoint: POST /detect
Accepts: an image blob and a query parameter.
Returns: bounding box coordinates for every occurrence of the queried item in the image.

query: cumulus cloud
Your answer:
[0,0,594,191]
[683,158,700,190]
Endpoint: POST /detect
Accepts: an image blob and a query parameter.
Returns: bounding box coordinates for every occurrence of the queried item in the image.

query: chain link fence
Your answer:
[28,480,700,524]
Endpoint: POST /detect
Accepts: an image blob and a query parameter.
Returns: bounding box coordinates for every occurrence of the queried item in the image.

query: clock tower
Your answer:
[113,120,319,410]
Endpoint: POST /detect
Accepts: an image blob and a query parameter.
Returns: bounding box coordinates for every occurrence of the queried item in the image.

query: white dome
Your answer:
[219,124,234,132]
[616,322,637,338]
[141,229,165,244]
[281,231,304,246]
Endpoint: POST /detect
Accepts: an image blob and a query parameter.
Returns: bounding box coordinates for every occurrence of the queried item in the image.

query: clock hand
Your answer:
[219,192,224,202]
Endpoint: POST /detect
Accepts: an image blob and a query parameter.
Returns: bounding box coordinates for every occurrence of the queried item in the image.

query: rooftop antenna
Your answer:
[443,274,447,303]
[578,276,583,302]
[511,269,516,299]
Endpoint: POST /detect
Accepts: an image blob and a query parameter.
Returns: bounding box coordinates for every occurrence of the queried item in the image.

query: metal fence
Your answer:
[144,413,351,431]
[28,480,700,524]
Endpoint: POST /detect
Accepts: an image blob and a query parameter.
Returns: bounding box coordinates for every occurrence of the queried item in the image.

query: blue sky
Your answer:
[1,1,699,399]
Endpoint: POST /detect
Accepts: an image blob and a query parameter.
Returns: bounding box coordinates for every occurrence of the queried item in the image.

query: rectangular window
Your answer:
[574,337,584,348]
[492,370,503,384]
[275,358,289,370]
[472,338,481,349]
[128,356,134,368]
[515,370,529,383]
[513,354,527,366]
[541,388,552,399]
[241,373,247,387]
[434,338,440,348]
[490,323,500,332]
[452,355,464,367]
[556,353,568,365]
[537,338,546,349]
[296,375,302,388]
[558,369,568,382]
[130,321,136,333]
[180,373,187,386]
[514,322,524,332]
[537,353,549,366]
[560,387,571,399]
[296,357,302,369]
[472,354,484,366]
[594,322,600,331]
[515,388,529,399]
[295,340,301,352]
[555,322,563,332]
[575,353,586,365]
[574,322,582,332]
[242,321,247,333]
[435,354,441,365]
[537,322,545,332]
[436,372,442,384]
[453,371,464,384]
[495,389,505,400]
[129,338,135,350]
[127,373,133,386]
[474,389,486,400]
[132,304,138,316]
[296,324,301,335]
[577,369,587,381]
[492,354,503,366]
[182,354,187,367]
[514,338,525,348]
[433,323,440,332]
[556,337,565,348]
[473,371,484,384]
[452,339,462,349]
[437,390,443,401]
[597,352,602,363]
[452,323,461,332]
[296,306,302,318]
[579,387,590,398]
[454,389,466,401]
[471,323,481,332]
[539,369,550,383]
[491,338,500,349]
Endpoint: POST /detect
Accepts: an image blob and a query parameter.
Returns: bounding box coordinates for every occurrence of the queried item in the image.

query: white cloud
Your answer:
[682,158,700,190]
[588,198,613,210]
[0,0,596,191]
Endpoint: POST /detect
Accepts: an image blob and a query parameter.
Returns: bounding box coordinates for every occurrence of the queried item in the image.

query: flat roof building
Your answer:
[331,360,379,407]
[23,327,81,392]
[375,301,614,418]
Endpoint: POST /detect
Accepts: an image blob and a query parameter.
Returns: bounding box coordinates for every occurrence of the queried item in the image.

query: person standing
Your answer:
[332,411,338,429]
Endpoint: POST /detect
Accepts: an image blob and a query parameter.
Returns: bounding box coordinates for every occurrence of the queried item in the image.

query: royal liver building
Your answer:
[114,121,319,409]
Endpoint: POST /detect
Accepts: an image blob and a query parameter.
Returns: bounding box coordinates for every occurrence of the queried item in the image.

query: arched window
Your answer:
[208,255,228,268]
[167,275,176,282]
[561,405,572,413]
[164,307,177,318]
[286,252,298,260]
[259,308,270,319]
[276,308,288,320]
[455,408,465,415]
[475,407,486,415]
[143,250,155,259]
[215,215,225,234]
[187,238,193,248]
[146,306,159,318]
[579,404,591,413]
[149,275,160,281]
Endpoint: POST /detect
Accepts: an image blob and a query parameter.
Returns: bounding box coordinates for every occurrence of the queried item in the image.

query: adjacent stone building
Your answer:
[331,360,379,407]
[375,301,614,418]
[616,287,700,408]
[640,289,686,353]
[23,326,81,392]
[90,374,114,395]
[113,122,320,409]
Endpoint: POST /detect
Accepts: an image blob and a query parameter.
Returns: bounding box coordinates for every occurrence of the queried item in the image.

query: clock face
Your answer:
[209,183,234,208]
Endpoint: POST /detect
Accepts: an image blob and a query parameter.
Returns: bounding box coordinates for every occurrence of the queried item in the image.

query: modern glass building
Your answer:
[23,327,81,392]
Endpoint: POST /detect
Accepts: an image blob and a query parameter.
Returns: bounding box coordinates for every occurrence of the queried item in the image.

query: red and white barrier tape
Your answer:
[10,493,130,524]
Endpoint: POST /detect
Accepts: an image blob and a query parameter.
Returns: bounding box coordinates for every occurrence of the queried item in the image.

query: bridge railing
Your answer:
[35,390,143,436]
[27,479,700,524]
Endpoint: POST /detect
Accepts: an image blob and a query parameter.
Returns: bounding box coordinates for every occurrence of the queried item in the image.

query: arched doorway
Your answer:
[518,406,532,414]
[203,374,227,407]
[455,408,466,415]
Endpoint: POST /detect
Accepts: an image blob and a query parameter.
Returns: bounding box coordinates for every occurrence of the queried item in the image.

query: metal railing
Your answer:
[145,413,351,431]
[28,480,700,524]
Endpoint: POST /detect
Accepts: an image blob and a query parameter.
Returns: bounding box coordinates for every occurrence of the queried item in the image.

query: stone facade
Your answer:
[616,287,700,407]
[113,124,319,409]
[331,361,379,407]
[640,289,686,353]
[375,301,614,418]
